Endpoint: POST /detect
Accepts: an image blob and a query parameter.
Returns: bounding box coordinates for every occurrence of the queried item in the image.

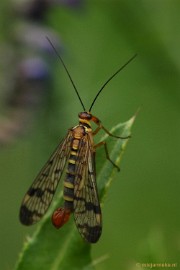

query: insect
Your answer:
[19,38,137,243]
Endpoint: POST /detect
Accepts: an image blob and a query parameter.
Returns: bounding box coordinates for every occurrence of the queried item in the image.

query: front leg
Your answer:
[91,115,131,139]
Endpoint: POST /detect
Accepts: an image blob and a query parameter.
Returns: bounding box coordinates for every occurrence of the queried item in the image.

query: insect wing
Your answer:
[73,135,102,243]
[20,131,73,225]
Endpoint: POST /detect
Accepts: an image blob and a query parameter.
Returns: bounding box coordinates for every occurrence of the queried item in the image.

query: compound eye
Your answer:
[78,112,92,120]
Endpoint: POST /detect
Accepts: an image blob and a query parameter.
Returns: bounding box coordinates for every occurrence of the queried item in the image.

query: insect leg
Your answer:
[92,126,101,135]
[101,125,131,139]
[94,141,120,171]
[91,115,131,139]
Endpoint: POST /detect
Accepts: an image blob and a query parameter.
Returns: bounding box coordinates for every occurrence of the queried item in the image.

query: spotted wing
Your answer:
[20,131,73,225]
[73,134,102,243]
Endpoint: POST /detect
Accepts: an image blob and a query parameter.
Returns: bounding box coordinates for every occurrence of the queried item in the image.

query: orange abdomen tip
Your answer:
[52,207,71,229]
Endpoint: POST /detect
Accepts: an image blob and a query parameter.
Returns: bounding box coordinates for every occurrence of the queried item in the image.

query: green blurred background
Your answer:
[0,0,180,269]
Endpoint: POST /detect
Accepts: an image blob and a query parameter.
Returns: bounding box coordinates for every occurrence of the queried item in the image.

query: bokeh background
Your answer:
[0,0,180,269]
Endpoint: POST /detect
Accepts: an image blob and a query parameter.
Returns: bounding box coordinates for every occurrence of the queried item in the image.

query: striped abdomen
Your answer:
[63,125,86,211]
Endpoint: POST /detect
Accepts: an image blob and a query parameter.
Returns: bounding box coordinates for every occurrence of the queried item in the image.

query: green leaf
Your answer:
[15,113,137,270]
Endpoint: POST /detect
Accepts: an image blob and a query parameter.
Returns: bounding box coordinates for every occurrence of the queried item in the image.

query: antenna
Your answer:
[46,36,86,111]
[89,54,137,112]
